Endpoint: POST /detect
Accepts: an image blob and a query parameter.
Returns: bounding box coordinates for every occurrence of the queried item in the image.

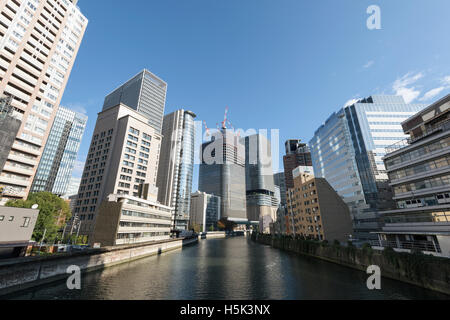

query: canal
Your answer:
[4,237,449,300]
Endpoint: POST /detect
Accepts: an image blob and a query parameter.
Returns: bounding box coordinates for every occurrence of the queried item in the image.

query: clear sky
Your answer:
[62,0,450,191]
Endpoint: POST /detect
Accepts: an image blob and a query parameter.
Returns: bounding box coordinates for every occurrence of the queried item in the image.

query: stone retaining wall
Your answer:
[0,237,198,295]
[253,233,450,295]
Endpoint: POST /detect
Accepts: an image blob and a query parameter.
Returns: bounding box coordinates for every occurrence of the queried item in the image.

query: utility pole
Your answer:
[61,224,67,244]
[38,228,47,255]
[75,221,81,244]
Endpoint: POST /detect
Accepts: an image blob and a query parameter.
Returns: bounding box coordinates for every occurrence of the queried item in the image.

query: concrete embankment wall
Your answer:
[0,237,198,296]
[253,233,450,295]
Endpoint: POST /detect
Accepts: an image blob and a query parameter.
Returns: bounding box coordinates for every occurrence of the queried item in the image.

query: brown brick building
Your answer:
[286,166,353,243]
[283,140,312,189]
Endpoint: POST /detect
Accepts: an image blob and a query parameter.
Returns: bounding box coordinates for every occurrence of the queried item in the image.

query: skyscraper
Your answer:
[273,172,287,206]
[283,140,312,189]
[309,95,426,240]
[0,0,87,203]
[156,109,196,230]
[198,129,247,222]
[0,96,21,175]
[30,106,87,195]
[103,69,167,134]
[72,103,162,239]
[244,134,278,231]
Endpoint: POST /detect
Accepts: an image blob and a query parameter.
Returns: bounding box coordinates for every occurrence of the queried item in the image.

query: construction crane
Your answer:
[217,106,236,131]
[203,120,211,137]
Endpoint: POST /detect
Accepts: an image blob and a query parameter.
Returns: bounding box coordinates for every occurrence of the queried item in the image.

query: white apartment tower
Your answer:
[0,0,87,204]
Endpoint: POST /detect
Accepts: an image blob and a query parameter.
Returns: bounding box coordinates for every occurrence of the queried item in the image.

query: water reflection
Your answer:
[4,238,448,300]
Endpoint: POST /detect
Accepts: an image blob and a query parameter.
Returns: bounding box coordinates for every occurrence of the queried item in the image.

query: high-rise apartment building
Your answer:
[375,94,450,257]
[72,103,162,239]
[156,109,196,230]
[309,95,425,241]
[244,134,278,231]
[0,96,21,175]
[198,129,247,222]
[283,140,312,189]
[30,106,87,195]
[286,166,353,242]
[0,0,87,203]
[189,191,221,233]
[103,69,167,134]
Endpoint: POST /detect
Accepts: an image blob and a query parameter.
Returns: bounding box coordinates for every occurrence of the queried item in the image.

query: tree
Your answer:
[190,223,203,233]
[217,218,236,231]
[6,192,71,242]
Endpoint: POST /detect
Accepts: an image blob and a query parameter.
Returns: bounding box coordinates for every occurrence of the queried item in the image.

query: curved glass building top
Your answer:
[156,109,196,230]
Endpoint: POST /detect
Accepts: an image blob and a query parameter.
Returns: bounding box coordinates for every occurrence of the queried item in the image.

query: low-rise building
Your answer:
[0,206,39,258]
[89,194,173,247]
[286,166,353,242]
[376,94,450,257]
[189,191,221,233]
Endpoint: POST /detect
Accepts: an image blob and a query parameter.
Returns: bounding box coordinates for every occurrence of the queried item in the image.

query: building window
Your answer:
[0,215,4,222]
[8,216,14,222]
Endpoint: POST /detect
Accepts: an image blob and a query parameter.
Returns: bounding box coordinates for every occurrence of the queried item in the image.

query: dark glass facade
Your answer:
[198,129,247,221]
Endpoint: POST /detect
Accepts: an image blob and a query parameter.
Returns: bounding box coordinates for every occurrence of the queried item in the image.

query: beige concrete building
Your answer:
[286,166,353,243]
[0,0,87,204]
[189,191,221,232]
[0,206,39,258]
[90,194,172,247]
[72,103,162,240]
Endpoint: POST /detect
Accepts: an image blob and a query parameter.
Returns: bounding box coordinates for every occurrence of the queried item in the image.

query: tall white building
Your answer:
[0,0,87,204]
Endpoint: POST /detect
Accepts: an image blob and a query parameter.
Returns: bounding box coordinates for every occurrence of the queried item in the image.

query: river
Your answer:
[5,237,448,300]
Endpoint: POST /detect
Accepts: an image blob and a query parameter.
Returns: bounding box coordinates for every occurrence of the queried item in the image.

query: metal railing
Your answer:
[385,120,450,154]
[370,239,441,253]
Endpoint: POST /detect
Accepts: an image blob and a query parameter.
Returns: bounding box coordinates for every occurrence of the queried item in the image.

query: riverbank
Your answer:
[0,237,198,296]
[252,233,450,295]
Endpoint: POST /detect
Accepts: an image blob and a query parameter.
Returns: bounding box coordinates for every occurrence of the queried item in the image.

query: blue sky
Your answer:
[63,0,450,190]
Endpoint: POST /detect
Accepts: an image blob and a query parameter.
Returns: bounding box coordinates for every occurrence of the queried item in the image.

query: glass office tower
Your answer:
[199,129,247,222]
[244,134,278,227]
[309,95,425,241]
[102,69,167,133]
[156,109,196,230]
[31,107,87,196]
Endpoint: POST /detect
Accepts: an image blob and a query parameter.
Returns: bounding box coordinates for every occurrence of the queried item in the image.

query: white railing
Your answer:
[370,239,441,253]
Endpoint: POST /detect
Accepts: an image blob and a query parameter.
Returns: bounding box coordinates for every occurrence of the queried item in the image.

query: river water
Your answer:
[5,237,448,300]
